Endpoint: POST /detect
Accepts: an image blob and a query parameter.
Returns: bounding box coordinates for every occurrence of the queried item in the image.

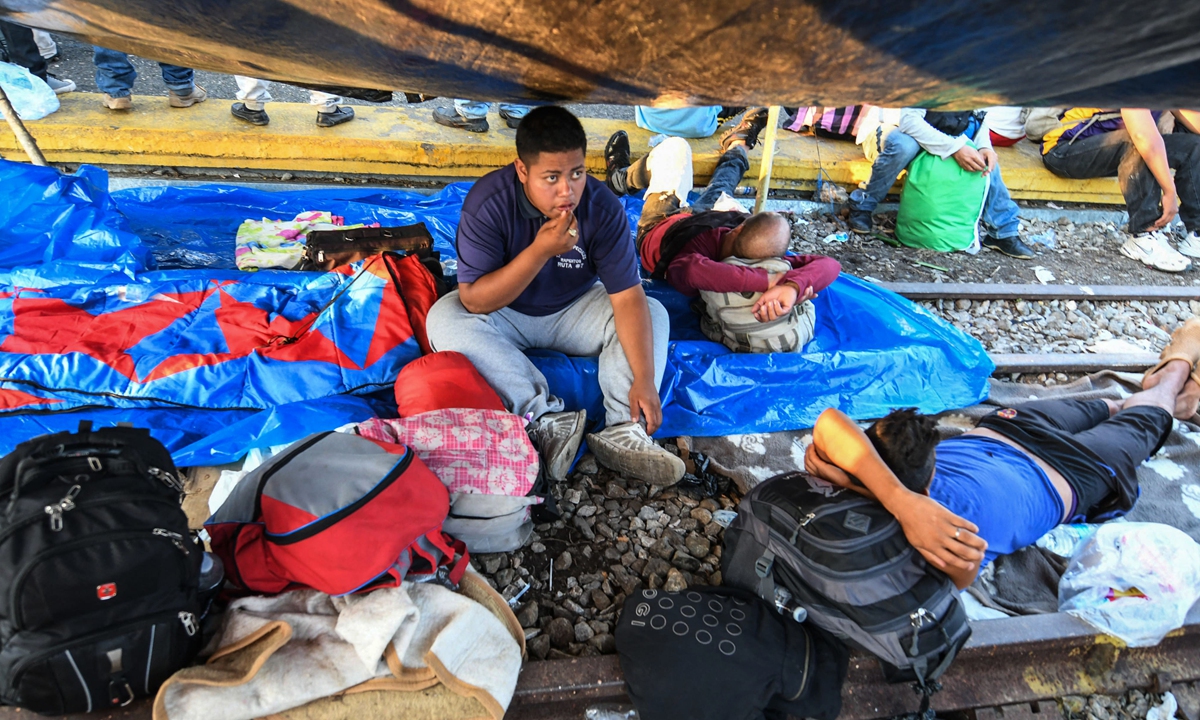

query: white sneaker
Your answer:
[586,422,685,485]
[45,76,75,94]
[1179,231,1200,259]
[1120,231,1192,272]
[528,410,587,482]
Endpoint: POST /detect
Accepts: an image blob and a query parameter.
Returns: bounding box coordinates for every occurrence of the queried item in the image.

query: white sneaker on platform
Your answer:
[586,422,685,486]
[1120,231,1192,272]
[46,76,74,94]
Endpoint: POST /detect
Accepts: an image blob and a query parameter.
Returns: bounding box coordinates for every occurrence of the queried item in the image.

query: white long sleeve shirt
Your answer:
[899,108,993,158]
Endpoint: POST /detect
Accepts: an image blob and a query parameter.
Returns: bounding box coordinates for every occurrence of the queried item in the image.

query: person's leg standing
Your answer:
[691,145,750,212]
[847,131,921,231]
[93,46,137,107]
[498,103,532,129]
[231,76,272,125]
[234,76,272,110]
[310,89,354,126]
[0,21,46,80]
[159,62,205,107]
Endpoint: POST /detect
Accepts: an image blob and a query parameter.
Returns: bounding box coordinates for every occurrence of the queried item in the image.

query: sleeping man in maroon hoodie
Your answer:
[603,109,841,323]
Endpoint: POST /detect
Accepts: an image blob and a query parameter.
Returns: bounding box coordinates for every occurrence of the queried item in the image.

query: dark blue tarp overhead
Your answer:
[0,159,992,463]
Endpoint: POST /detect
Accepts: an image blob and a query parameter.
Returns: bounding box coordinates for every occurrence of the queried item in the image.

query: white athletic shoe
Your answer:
[1178,231,1200,259]
[1120,231,1192,272]
[45,76,75,95]
[586,422,686,486]
[528,410,587,482]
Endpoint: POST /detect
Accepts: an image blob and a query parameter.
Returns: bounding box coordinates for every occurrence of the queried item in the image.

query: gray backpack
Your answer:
[697,257,817,353]
[722,472,970,710]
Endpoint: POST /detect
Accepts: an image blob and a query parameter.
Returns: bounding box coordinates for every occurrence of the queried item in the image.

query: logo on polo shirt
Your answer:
[997,408,1018,419]
[556,244,588,270]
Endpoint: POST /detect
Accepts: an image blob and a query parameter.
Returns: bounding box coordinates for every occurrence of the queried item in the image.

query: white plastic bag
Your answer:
[0,60,59,120]
[1058,522,1200,647]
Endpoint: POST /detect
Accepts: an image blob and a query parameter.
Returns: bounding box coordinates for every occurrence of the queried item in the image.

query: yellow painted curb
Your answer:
[0,94,1123,205]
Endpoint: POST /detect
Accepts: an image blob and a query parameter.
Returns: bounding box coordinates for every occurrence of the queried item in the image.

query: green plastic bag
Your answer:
[894,143,989,252]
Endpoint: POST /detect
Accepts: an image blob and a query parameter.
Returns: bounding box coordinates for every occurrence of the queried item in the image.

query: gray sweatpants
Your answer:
[426,283,670,426]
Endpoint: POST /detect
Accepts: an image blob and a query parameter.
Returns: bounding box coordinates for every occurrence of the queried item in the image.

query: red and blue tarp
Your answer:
[0,159,993,464]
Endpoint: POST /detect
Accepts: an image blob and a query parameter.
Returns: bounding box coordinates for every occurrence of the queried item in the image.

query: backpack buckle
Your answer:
[755,550,775,578]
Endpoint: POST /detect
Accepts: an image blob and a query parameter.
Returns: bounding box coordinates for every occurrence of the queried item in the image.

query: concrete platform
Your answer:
[1,94,1123,204]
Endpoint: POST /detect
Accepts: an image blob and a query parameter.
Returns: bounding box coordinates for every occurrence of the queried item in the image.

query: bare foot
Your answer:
[1175,379,1200,420]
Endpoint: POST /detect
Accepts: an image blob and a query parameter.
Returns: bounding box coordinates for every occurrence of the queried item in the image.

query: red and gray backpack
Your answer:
[206,431,467,596]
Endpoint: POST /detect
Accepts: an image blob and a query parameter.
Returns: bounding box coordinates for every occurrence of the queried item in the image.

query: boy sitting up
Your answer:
[426,107,685,486]
[803,319,1200,589]
[605,111,841,326]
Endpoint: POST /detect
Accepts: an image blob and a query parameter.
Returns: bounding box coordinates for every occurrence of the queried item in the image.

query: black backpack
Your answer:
[722,472,970,712]
[923,110,984,138]
[0,423,203,714]
[615,585,847,720]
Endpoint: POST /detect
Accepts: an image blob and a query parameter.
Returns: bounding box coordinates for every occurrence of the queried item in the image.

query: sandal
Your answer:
[1143,316,1200,388]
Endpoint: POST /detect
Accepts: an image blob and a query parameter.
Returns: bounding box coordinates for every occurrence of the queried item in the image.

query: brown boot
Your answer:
[169,85,207,108]
[101,94,132,110]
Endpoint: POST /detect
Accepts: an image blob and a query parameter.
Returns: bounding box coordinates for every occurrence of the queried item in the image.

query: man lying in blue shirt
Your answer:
[427,106,685,486]
[801,321,1200,589]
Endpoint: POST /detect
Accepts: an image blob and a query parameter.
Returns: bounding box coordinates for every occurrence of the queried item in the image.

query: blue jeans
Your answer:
[93,47,194,98]
[854,130,1022,239]
[453,99,531,120]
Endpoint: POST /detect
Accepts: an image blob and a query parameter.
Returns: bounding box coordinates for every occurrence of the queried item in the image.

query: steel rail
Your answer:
[8,609,1197,720]
[506,607,1200,720]
[879,282,1200,302]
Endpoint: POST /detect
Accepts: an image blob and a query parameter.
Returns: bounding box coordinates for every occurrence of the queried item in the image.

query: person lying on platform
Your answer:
[1039,109,1200,273]
[603,111,841,328]
[802,319,1200,589]
[847,109,1035,259]
[426,106,685,487]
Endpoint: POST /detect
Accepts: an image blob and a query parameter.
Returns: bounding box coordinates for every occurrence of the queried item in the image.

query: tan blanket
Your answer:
[154,570,523,720]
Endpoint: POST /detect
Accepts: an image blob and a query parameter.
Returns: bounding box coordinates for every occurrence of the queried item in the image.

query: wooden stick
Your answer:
[752,105,781,214]
[0,84,48,166]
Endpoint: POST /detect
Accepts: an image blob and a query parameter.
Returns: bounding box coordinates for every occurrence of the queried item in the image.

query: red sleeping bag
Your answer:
[395,351,506,417]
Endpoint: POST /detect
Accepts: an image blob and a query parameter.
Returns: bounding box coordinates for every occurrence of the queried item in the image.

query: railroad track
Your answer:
[11,609,1198,720]
[1,280,1195,720]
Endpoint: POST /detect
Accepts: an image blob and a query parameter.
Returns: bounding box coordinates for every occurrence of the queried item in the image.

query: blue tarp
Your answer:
[0,159,993,463]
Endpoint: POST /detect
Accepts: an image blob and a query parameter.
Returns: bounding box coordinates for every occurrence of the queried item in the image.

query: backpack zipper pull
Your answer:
[44,484,81,532]
[148,467,184,493]
[799,512,816,526]
[178,611,198,637]
[909,608,930,656]
[153,528,190,555]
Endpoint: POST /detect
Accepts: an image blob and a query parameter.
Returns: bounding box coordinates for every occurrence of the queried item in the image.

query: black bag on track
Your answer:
[615,585,847,720]
[722,472,970,708]
[0,422,203,714]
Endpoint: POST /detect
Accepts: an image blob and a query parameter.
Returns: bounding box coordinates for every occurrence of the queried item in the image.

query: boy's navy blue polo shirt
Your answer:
[455,164,641,316]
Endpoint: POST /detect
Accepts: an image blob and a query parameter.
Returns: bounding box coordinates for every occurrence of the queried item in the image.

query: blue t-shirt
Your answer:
[634,106,721,138]
[455,164,641,316]
[928,435,1064,568]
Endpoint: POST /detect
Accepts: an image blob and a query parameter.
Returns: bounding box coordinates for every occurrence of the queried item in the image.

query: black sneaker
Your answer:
[316,106,355,127]
[230,102,269,126]
[433,105,488,132]
[982,233,1035,259]
[498,107,525,129]
[847,209,873,234]
[604,130,631,196]
[719,107,770,152]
